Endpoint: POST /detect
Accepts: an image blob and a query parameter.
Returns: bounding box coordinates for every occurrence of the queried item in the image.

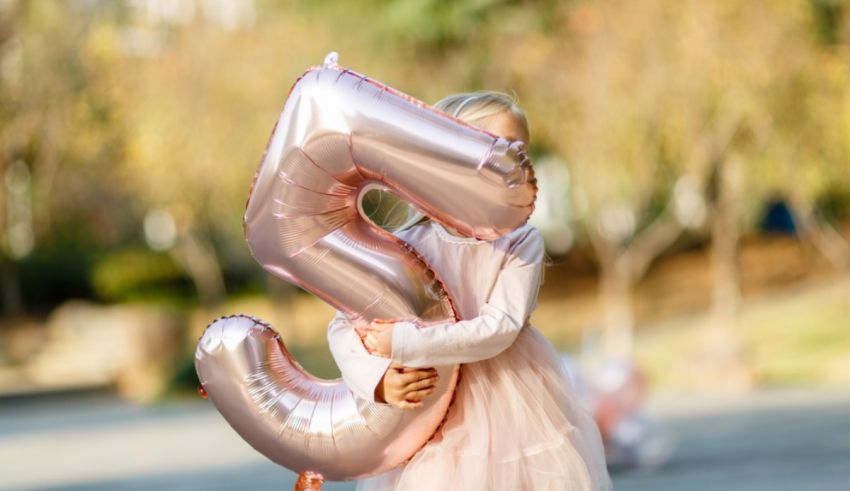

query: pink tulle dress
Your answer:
[327,221,612,490]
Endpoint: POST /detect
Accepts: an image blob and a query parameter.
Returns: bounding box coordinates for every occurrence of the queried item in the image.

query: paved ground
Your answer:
[616,391,850,491]
[0,390,848,490]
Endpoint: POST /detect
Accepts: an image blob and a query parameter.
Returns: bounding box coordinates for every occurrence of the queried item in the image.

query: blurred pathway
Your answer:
[0,390,848,490]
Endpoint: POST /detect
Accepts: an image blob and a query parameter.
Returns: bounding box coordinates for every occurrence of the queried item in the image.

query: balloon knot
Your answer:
[295,471,325,490]
[323,52,339,67]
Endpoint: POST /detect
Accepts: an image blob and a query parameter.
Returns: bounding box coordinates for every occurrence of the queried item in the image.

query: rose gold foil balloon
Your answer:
[195,52,536,484]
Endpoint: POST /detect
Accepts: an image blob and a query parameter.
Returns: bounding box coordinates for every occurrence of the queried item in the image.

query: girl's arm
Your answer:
[389,227,544,367]
[327,311,392,402]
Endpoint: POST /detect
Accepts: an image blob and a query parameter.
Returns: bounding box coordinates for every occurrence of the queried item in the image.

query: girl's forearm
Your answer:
[390,303,525,367]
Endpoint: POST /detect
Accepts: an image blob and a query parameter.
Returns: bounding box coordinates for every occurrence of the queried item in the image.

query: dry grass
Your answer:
[636,275,850,390]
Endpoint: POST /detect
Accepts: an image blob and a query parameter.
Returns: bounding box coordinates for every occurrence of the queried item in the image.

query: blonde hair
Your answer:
[434,91,529,133]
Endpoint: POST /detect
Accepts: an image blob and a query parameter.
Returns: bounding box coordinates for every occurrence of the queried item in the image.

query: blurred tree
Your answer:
[0,1,133,313]
[107,1,334,305]
[2,0,849,333]
[486,0,850,362]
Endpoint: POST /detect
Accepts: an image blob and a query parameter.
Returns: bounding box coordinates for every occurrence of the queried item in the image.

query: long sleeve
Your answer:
[327,311,392,402]
[391,227,544,367]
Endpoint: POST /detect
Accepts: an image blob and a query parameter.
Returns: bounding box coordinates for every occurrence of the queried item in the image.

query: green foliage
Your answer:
[816,186,850,223]
[90,249,193,303]
[810,0,849,45]
[360,189,421,233]
[380,0,504,51]
[13,231,96,309]
[167,353,202,395]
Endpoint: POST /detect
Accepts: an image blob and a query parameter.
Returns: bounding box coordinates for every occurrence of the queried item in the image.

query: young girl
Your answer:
[327,92,612,490]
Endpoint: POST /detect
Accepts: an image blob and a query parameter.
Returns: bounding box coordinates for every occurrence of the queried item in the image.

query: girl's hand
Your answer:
[375,364,439,410]
[363,320,394,357]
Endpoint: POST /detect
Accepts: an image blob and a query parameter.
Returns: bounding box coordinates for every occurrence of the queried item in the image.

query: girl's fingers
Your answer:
[398,366,436,374]
[404,387,437,402]
[400,369,438,385]
[404,375,438,391]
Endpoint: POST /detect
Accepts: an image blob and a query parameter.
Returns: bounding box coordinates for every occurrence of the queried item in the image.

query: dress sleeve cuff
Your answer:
[391,321,419,366]
[364,357,393,403]
[343,354,392,402]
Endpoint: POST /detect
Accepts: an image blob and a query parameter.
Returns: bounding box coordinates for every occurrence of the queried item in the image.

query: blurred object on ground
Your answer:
[563,355,674,472]
[0,301,184,401]
[0,293,343,402]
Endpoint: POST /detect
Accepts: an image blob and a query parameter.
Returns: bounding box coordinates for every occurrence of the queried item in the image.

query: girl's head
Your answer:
[387,92,530,232]
[434,91,530,144]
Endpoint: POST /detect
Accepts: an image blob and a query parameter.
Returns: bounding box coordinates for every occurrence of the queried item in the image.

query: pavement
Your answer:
[0,389,848,490]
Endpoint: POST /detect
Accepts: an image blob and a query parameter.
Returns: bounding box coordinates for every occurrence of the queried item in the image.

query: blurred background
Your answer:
[1,0,849,489]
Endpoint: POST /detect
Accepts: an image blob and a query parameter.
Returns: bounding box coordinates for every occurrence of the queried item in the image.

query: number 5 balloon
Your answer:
[195,52,536,487]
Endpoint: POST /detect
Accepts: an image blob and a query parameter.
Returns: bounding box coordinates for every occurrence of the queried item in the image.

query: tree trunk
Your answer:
[788,196,850,270]
[707,155,750,389]
[170,231,226,306]
[2,262,21,316]
[710,157,741,328]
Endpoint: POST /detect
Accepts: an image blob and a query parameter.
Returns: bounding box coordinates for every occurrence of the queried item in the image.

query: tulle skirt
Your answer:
[356,327,612,491]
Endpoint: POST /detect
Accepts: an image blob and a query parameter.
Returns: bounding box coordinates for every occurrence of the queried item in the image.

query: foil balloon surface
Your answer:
[195,52,537,482]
